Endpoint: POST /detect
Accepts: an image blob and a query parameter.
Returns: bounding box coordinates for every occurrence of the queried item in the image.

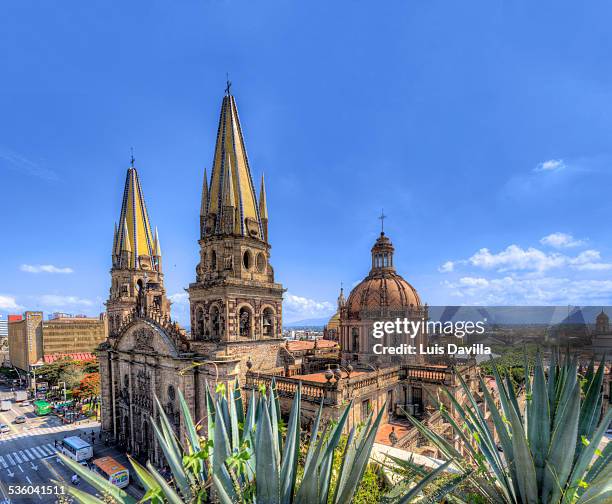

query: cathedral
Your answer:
[99,88,286,464]
[99,87,479,463]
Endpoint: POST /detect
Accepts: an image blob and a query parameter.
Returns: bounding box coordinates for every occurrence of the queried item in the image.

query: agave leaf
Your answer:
[146,460,184,504]
[52,479,106,504]
[128,455,162,497]
[178,389,201,455]
[205,381,216,467]
[155,397,186,468]
[396,460,453,504]
[151,417,193,500]
[334,404,385,504]
[478,375,514,461]
[332,424,357,503]
[57,453,137,504]
[584,439,612,486]
[576,356,606,458]
[421,469,474,504]
[541,380,581,504]
[528,351,550,489]
[280,383,301,504]
[268,384,281,466]
[504,380,538,504]
[213,396,232,476]
[213,472,238,504]
[304,397,324,469]
[564,409,612,503]
[233,376,245,426]
[256,399,280,503]
[295,423,329,504]
[228,386,240,452]
[576,463,612,504]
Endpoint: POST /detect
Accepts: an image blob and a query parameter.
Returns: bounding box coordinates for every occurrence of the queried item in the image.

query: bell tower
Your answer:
[107,158,170,337]
[188,87,284,374]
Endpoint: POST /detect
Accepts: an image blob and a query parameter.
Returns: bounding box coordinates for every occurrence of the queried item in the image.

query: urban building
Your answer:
[42,313,107,357]
[8,311,106,373]
[8,311,43,372]
[0,315,10,366]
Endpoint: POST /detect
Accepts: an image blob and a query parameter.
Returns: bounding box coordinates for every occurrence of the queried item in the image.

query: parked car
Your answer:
[0,423,10,433]
[20,401,30,407]
[14,416,26,424]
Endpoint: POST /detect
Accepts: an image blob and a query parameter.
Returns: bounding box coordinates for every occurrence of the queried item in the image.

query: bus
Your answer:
[93,457,130,489]
[33,400,52,416]
[59,436,93,462]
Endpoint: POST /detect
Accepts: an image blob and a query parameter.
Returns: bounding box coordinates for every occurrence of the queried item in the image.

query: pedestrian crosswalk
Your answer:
[0,443,58,468]
[0,424,84,443]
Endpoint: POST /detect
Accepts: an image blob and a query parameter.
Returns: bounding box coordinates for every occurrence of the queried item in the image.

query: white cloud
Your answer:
[284,293,335,322]
[535,159,565,172]
[444,275,612,305]
[469,245,566,272]
[21,264,74,274]
[438,261,454,273]
[38,295,93,307]
[168,293,188,303]
[0,295,23,311]
[540,232,585,249]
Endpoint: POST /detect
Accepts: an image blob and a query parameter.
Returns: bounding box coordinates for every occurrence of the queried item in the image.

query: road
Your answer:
[0,386,143,504]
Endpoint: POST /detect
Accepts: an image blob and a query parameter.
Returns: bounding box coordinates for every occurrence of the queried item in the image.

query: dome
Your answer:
[346,232,421,318]
[597,310,609,323]
[327,312,340,330]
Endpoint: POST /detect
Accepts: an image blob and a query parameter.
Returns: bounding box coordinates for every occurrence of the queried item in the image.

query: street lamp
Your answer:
[57,381,67,401]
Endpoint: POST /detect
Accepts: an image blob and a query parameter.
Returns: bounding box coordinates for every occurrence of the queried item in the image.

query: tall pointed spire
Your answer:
[114,160,156,269]
[112,222,118,256]
[207,90,263,240]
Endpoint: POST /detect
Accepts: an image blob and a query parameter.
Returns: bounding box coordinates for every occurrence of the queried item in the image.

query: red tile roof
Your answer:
[43,352,96,364]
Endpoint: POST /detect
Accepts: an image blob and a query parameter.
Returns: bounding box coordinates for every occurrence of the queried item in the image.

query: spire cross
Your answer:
[225,74,232,96]
[130,147,135,167]
[378,209,387,232]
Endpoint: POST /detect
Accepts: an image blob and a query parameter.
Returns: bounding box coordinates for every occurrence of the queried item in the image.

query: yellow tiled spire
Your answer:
[114,164,156,269]
[259,173,268,221]
[205,91,264,240]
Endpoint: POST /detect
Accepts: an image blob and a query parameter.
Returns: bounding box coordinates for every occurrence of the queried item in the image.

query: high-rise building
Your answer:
[41,313,107,359]
[7,311,107,372]
[8,311,43,372]
[0,315,8,338]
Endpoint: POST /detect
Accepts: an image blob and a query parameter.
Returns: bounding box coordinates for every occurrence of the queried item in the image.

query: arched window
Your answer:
[243,250,252,270]
[209,305,220,338]
[262,308,275,337]
[196,307,205,339]
[239,307,252,338]
[211,250,217,270]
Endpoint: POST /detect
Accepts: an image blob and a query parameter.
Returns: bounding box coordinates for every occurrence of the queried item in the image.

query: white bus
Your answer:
[59,436,93,462]
[93,456,130,489]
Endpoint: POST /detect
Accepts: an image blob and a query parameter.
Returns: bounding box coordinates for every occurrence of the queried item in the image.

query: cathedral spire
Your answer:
[114,162,156,270]
[112,222,118,257]
[259,173,268,241]
[153,227,162,257]
[206,91,264,241]
[200,168,209,217]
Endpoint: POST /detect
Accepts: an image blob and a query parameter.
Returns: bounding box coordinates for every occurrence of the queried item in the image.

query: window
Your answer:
[262,308,274,337]
[239,307,252,337]
[256,252,266,272]
[196,307,205,339]
[243,250,252,270]
[210,306,220,338]
[351,328,359,352]
[211,250,217,270]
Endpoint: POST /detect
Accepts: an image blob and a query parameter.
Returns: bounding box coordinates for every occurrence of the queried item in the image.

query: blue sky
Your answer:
[2,1,612,325]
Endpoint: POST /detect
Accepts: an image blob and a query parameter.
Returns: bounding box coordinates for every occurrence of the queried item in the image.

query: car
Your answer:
[20,401,30,407]
[14,416,26,424]
[0,423,10,433]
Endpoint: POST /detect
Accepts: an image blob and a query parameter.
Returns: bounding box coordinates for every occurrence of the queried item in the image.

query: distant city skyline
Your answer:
[3,1,612,326]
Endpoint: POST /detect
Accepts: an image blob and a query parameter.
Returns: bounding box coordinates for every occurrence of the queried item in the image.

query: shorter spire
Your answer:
[112,222,118,256]
[200,168,209,216]
[154,227,162,257]
[121,218,132,253]
[259,173,268,220]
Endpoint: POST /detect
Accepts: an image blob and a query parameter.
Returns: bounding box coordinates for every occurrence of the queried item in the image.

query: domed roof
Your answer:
[346,232,421,318]
[327,312,340,330]
[597,310,609,322]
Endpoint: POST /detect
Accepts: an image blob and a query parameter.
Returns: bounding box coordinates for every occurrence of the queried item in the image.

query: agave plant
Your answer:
[405,349,612,504]
[56,378,393,503]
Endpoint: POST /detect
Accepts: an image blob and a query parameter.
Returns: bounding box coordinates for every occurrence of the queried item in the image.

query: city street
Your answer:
[0,386,143,503]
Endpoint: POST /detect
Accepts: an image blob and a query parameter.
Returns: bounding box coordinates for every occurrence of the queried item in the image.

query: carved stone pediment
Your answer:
[114,320,180,357]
